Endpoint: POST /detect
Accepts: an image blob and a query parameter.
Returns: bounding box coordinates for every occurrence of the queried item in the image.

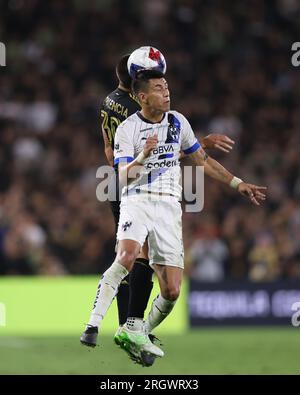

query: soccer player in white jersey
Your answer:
[83,70,267,362]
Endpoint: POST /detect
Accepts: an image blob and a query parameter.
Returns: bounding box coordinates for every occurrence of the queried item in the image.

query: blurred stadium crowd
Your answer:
[0,0,300,281]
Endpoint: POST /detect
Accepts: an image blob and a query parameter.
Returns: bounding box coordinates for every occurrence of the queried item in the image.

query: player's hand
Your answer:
[143,134,158,157]
[237,183,267,205]
[202,134,235,153]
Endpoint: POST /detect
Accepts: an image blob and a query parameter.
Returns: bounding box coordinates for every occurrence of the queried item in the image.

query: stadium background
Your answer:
[1,0,300,374]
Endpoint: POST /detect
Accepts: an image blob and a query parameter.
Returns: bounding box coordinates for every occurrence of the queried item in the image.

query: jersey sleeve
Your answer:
[180,113,201,154]
[113,122,134,165]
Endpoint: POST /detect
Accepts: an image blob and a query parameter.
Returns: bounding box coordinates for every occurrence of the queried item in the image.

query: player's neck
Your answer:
[140,108,165,124]
[118,83,130,92]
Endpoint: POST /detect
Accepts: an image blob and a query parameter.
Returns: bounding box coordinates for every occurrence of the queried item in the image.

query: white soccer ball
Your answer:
[127,46,167,78]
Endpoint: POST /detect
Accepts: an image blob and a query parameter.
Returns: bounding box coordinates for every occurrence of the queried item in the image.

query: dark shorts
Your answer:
[110,199,120,230]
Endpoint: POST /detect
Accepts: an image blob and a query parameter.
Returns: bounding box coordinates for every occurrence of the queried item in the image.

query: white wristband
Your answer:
[230,176,243,189]
[136,151,146,164]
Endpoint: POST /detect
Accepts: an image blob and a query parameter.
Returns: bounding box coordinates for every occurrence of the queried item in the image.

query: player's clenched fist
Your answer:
[143,134,158,157]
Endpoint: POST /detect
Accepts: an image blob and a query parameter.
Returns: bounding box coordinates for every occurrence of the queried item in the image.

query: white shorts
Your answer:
[117,195,184,268]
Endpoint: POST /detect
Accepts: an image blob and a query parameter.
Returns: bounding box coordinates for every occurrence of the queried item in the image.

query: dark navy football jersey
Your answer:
[100,88,140,150]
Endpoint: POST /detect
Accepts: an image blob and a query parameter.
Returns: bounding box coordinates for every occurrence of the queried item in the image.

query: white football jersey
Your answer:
[114,110,201,199]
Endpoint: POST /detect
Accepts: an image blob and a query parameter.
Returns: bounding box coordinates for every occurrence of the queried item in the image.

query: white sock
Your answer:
[144,294,176,334]
[88,261,128,328]
[125,317,144,332]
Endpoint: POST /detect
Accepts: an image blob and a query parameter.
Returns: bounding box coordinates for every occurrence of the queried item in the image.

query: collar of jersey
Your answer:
[137,111,166,124]
[116,87,129,95]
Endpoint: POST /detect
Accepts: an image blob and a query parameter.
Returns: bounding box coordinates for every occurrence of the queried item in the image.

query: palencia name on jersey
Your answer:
[104,96,129,117]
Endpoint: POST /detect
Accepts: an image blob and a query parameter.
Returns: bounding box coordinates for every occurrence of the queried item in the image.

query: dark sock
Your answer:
[128,258,154,319]
[116,275,129,325]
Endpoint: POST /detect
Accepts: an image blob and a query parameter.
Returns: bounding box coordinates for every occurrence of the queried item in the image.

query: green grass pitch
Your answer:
[1,328,299,375]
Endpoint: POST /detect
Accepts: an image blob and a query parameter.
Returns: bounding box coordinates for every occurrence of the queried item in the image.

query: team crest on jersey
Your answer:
[165,114,181,144]
[122,221,132,231]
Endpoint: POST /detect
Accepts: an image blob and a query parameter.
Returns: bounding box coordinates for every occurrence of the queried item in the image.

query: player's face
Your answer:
[145,78,170,112]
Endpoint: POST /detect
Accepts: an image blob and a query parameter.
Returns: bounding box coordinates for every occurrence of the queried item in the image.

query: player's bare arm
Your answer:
[102,126,114,166]
[118,134,158,185]
[189,147,267,205]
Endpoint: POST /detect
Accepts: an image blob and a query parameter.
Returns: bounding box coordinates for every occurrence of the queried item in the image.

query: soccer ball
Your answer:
[127,46,167,78]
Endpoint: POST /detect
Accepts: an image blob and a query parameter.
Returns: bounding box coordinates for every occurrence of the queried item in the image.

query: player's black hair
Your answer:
[131,69,165,96]
[116,55,132,90]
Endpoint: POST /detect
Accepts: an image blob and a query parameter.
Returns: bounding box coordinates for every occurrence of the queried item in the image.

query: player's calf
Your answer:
[80,261,129,348]
[144,294,176,334]
[80,241,141,347]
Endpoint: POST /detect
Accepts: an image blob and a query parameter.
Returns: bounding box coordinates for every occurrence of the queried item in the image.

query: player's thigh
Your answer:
[117,197,149,255]
[152,264,183,300]
[148,198,184,269]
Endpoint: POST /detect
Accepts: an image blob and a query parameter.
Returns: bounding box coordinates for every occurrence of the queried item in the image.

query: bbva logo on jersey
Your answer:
[152,145,174,155]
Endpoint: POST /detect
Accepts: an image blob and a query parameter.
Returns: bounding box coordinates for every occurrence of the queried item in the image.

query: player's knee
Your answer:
[163,285,180,301]
[117,250,137,270]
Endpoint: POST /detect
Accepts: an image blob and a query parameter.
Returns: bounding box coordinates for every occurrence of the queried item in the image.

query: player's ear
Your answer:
[138,92,147,105]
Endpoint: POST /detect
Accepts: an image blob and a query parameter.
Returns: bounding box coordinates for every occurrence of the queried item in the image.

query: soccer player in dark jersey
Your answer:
[80,54,235,365]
